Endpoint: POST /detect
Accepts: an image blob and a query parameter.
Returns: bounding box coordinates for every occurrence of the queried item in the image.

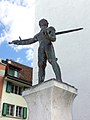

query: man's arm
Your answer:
[44,26,56,42]
[9,36,38,45]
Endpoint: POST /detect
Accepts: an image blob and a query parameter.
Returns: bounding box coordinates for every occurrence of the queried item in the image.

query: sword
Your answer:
[55,28,83,35]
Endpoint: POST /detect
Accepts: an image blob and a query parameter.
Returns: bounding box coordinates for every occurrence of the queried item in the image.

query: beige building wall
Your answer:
[0,79,28,120]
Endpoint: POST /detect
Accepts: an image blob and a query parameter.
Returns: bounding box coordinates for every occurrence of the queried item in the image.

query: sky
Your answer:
[0,0,35,67]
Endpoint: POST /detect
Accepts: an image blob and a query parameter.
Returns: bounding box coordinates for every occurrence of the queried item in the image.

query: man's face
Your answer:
[39,19,48,28]
[40,25,48,29]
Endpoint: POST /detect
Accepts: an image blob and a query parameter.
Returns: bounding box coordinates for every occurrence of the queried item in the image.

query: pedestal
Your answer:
[22,79,78,120]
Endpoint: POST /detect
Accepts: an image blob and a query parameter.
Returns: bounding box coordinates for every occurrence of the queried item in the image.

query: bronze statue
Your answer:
[9,18,83,84]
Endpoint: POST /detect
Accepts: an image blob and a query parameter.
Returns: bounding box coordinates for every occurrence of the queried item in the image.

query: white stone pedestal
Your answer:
[22,79,78,120]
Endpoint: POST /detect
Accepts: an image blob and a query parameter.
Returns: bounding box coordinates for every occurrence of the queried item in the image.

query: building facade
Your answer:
[0,59,32,120]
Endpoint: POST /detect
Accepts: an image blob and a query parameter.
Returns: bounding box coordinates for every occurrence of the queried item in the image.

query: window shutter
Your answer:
[6,81,12,93]
[2,103,7,116]
[23,107,27,119]
[9,68,13,76]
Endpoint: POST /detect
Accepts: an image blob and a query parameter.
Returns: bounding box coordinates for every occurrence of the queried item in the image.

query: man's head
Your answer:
[39,19,49,28]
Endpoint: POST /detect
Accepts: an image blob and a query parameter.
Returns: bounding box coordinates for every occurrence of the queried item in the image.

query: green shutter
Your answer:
[2,103,7,116]
[23,107,27,119]
[9,68,13,76]
[6,81,12,93]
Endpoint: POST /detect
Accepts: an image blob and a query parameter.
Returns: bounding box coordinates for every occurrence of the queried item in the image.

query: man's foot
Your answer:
[38,80,44,84]
[57,79,63,83]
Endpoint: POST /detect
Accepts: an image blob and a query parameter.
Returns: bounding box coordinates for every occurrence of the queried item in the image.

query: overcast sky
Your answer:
[0,0,35,67]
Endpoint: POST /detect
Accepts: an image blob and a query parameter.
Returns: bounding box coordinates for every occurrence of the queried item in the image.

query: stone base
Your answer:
[22,79,78,120]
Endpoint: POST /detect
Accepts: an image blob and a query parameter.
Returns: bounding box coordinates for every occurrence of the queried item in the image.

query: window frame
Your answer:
[2,103,27,119]
[6,104,15,116]
[11,84,23,95]
[2,103,15,117]
[9,67,19,78]
[6,81,23,95]
[16,106,23,118]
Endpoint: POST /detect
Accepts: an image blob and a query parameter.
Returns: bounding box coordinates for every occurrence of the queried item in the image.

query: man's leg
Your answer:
[49,59,62,82]
[38,47,47,84]
[46,44,62,82]
[38,64,46,84]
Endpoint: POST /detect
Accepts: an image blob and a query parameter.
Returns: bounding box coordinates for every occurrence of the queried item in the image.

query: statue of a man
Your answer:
[9,19,62,84]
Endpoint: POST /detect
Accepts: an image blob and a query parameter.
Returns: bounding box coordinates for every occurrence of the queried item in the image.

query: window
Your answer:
[2,103,27,119]
[7,104,14,116]
[11,84,23,95]
[16,106,23,118]
[14,70,18,77]
[16,106,27,119]
[9,67,19,78]
[18,87,22,95]
[2,103,14,116]
[6,81,23,95]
